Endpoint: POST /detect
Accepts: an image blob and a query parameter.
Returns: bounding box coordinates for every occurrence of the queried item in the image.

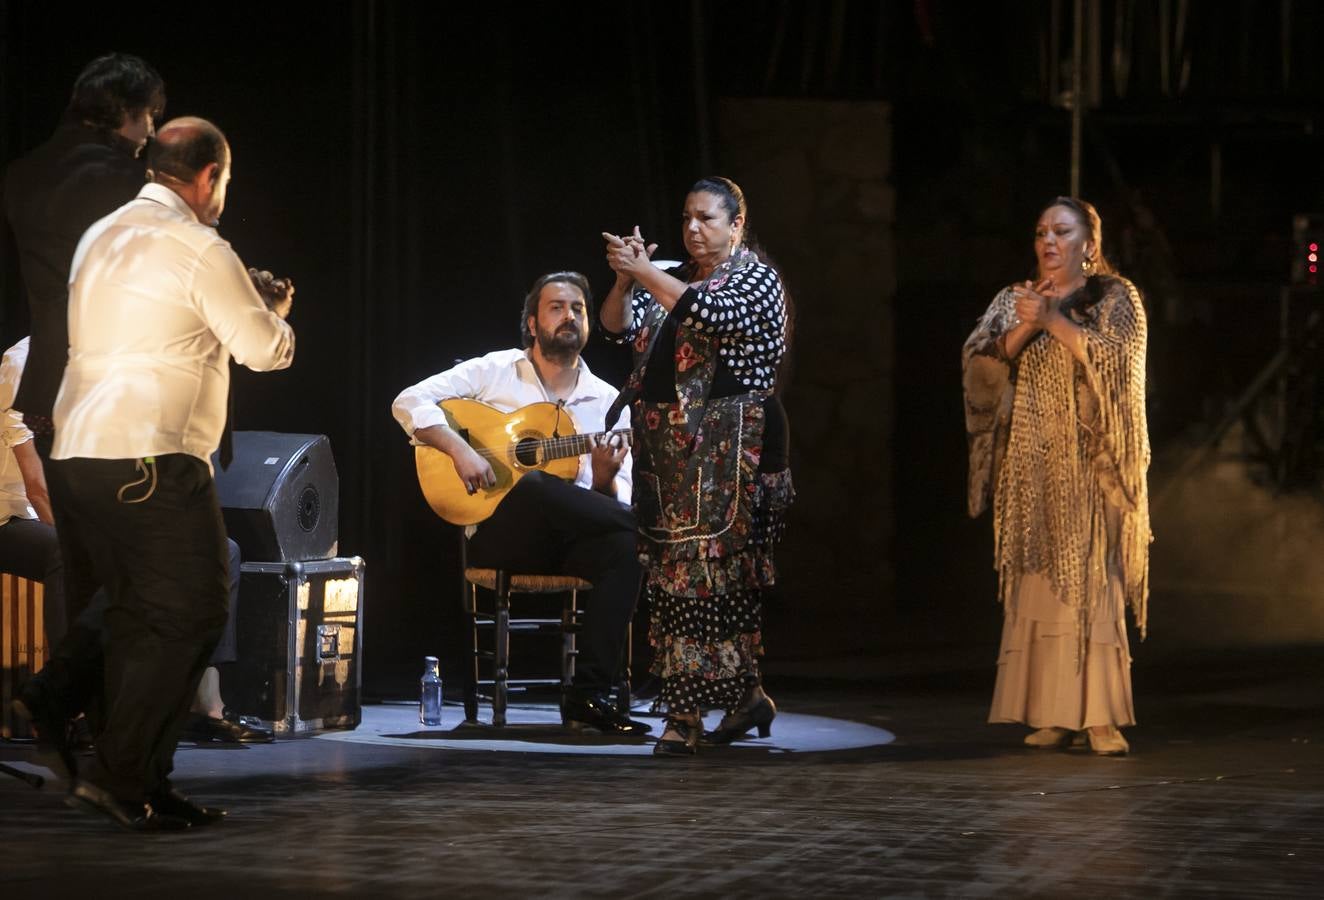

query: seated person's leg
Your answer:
[557,512,645,734]
[0,517,65,645]
[465,471,571,573]
[561,525,640,697]
[198,540,242,717]
[467,470,635,574]
[181,538,273,743]
[468,472,647,734]
[5,509,108,754]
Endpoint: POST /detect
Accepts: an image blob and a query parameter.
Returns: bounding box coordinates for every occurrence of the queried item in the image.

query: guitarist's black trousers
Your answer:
[467,471,641,696]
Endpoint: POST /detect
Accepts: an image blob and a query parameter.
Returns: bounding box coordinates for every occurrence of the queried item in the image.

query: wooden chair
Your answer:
[459,537,631,727]
[1,574,46,740]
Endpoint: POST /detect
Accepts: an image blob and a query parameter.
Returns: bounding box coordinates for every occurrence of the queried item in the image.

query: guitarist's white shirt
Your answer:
[391,348,631,504]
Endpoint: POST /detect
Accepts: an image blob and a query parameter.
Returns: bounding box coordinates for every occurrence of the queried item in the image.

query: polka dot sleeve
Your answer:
[674,263,787,391]
[601,286,653,344]
[676,263,785,340]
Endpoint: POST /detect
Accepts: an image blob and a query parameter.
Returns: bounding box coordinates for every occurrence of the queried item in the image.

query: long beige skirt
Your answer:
[988,571,1136,730]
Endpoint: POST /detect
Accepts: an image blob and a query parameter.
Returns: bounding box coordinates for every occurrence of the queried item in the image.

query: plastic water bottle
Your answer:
[420,656,443,726]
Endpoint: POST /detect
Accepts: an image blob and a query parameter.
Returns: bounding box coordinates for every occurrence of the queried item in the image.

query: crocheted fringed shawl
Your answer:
[962,275,1153,659]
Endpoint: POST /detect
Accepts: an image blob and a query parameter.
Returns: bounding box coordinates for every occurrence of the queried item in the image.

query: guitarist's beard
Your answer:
[535,323,586,366]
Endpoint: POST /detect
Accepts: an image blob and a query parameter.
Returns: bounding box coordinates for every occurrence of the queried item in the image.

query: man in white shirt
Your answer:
[392,271,648,735]
[4,336,272,753]
[44,117,294,831]
[0,338,64,636]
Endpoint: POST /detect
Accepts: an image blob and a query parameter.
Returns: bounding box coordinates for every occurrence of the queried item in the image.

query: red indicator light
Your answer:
[1312,243,1320,252]
[1312,265,1319,274]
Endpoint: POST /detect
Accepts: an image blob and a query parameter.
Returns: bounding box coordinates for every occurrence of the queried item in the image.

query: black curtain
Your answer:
[0,1,704,693]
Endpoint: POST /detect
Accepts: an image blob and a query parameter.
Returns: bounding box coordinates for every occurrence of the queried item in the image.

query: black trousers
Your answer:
[0,516,69,645]
[27,434,240,718]
[29,432,109,725]
[210,539,242,665]
[466,472,641,695]
[46,454,229,803]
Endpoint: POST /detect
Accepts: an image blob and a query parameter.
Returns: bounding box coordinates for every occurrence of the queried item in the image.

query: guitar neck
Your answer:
[543,428,631,461]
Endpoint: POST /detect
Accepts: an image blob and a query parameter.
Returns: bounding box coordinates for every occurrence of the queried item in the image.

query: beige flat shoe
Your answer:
[1086,727,1129,756]
[1024,727,1073,748]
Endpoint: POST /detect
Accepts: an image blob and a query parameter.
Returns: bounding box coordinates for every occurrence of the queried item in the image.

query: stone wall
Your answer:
[717,99,896,657]
[1147,448,1324,652]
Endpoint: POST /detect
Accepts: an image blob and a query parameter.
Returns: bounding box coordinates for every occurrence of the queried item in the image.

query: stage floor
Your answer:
[2,648,1322,898]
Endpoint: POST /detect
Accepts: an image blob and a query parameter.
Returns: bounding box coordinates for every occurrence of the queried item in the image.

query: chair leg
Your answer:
[564,589,577,687]
[617,621,632,715]
[559,589,577,724]
[493,570,510,727]
[464,585,479,723]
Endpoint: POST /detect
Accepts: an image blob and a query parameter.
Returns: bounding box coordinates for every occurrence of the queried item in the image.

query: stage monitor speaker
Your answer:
[212,431,339,562]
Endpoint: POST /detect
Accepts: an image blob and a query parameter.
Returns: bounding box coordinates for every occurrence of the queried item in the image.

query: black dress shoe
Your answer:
[13,677,78,779]
[149,786,227,826]
[183,712,275,744]
[562,694,652,735]
[67,780,192,832]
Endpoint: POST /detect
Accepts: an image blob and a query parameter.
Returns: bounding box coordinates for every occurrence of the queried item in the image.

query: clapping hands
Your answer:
[1010,278,1057,330]
[248,268,295,320]
[602,225,658,281]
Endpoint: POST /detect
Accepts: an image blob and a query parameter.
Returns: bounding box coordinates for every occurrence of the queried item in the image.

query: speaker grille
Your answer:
[214,432,339,561]
[297,485,320,532]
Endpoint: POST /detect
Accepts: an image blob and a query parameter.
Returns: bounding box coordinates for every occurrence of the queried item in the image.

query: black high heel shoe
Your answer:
[653,714,700,756]
[702,693,776,746]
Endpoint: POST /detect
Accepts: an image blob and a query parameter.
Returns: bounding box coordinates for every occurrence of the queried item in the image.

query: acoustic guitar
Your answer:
[414,397,632,525]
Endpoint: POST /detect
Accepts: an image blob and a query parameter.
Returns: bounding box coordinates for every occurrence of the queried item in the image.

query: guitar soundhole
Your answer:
[514,437,541,467]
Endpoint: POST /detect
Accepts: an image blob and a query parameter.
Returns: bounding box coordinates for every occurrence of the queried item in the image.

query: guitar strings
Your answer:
[464,430,632,462]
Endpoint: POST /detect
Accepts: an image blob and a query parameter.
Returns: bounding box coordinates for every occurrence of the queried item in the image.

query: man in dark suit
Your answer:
[5,53,164,444]
[3,53,165,772]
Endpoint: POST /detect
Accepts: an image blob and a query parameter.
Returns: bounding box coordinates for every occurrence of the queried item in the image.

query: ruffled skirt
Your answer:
[634,392,793,715]
[988,571,1136,730]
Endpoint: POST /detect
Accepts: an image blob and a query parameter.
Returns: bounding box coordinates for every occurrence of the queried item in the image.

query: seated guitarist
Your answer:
[391,271,649,735]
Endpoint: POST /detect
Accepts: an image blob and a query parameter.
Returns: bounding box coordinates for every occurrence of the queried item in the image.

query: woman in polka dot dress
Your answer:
[601,176,794,756]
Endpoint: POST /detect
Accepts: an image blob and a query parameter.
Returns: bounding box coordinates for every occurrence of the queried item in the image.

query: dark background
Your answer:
[3,1,1322,695]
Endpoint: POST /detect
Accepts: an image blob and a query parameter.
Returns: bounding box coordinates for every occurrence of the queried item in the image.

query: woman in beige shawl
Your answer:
[963,197,1151,755]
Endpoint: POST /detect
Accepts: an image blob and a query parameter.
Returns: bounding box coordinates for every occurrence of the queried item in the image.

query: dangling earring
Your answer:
[1081,256,1095,276]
